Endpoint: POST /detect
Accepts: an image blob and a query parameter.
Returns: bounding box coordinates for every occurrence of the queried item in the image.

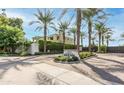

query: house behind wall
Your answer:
[33,33,74,45]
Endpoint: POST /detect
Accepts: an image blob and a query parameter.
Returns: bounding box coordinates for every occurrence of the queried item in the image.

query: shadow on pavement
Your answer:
[82,60,124,84]
[96,56,124,65]
[0,58,42,79]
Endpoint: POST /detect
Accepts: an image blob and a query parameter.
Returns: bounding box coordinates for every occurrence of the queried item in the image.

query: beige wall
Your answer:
[34,34,74,44]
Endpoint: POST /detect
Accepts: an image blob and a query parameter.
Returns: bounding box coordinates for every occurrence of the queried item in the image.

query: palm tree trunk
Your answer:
[88,17,92,52]
[81,35,83,47]
[76,8,81,53]
[92,39,95,46]
[63,31,65,49]
[44,24,47,53]
[102,35,104,45]
[59,30,61,42]
[74,33,76,47]
[107,39,109,47]
[106,39,109,53]
[98,31,101,52]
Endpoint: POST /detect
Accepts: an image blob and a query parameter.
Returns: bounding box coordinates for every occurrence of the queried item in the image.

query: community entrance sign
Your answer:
[28,43,39,55]
[64,49,80,60]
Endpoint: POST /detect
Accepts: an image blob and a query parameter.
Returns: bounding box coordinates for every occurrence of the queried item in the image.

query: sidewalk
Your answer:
[0,60,100,85]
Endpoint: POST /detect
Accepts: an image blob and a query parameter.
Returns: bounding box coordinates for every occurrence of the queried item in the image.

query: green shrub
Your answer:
[35,52,42,55]
[64,44,76,49]
[54,55,79,62]
[0,51,7,54]
[19,51,29,56]
[72,56,79,61]
[38,40,76,53]
[79,52,95,59]
[98,45,107,53]
[54,56,68,61]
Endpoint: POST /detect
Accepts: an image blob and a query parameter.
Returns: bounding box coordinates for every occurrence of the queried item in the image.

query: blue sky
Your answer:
[2,8,124,46]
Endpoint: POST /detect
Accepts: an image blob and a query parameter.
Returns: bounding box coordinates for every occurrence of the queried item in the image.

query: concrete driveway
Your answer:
[80,53,124,84]
[0,55,100,85]
[1,53,124,85]
[28,53,124,85]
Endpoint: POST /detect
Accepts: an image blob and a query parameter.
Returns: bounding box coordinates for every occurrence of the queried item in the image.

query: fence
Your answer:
[107,46,124,53]
[82,46,124,53]
[82,46,97,52]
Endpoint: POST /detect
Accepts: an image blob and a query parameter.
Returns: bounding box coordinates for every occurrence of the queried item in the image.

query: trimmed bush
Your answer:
[54,56,68,62]
[79,52,95,59]
[54,55,79,62]
[38,40,75,53]
[19,51,29,56]
[98,45,107,53]
[64,44,76,49]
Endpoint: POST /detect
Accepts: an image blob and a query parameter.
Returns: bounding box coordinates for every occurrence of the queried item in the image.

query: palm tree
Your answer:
[59,8,82,53]
[101,27,106,45]
[70,27,76,46]
[82,8,104,52]
[29,9,55,53]
[95,23,104,52]
[91,32,97,46]
[58,21,69,48]
[101,26,111,45]
[80,31,85,47]
[104,28,113,47]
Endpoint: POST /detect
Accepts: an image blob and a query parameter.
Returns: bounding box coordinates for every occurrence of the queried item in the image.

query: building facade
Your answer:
[33,34,74,44]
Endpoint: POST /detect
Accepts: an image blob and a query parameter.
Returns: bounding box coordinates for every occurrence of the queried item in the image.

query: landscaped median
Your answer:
[54,55,79,62]
[54,52,96,63]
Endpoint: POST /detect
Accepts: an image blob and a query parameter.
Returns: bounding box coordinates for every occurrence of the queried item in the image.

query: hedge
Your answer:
[79,52,95,59]
[98,45,107,53]
[38,40,76,52]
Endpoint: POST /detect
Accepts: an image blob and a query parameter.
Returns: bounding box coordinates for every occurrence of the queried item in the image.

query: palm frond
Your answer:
[29,21,41,25]
[59,8,68,20]
[34,26,42,32]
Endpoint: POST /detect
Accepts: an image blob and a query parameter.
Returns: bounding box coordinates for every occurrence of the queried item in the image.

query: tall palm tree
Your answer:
[82,8,104,52]
[76,9,82,53]
[101,26,111,45]
[59,8,82,53]
[101,27,106,45]
[70,27,76,46]
[80,31,85,47]
[58,21,69,48]
[91,32,97,46]
[104,28,113,47]
[95,23,104,52]
[29,9,55,53]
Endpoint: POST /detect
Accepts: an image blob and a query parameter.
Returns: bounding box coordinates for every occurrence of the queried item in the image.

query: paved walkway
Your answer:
[83,53,124,84]
[0,56,100,85]
[24,54,124,85]
[1,53,124,85]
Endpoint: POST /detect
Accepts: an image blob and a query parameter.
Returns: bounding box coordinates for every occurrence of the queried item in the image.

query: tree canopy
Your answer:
[0,13,25,53]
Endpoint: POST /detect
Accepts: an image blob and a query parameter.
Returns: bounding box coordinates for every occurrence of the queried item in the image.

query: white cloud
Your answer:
[7,12,26,20]
[6,11,37,28]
